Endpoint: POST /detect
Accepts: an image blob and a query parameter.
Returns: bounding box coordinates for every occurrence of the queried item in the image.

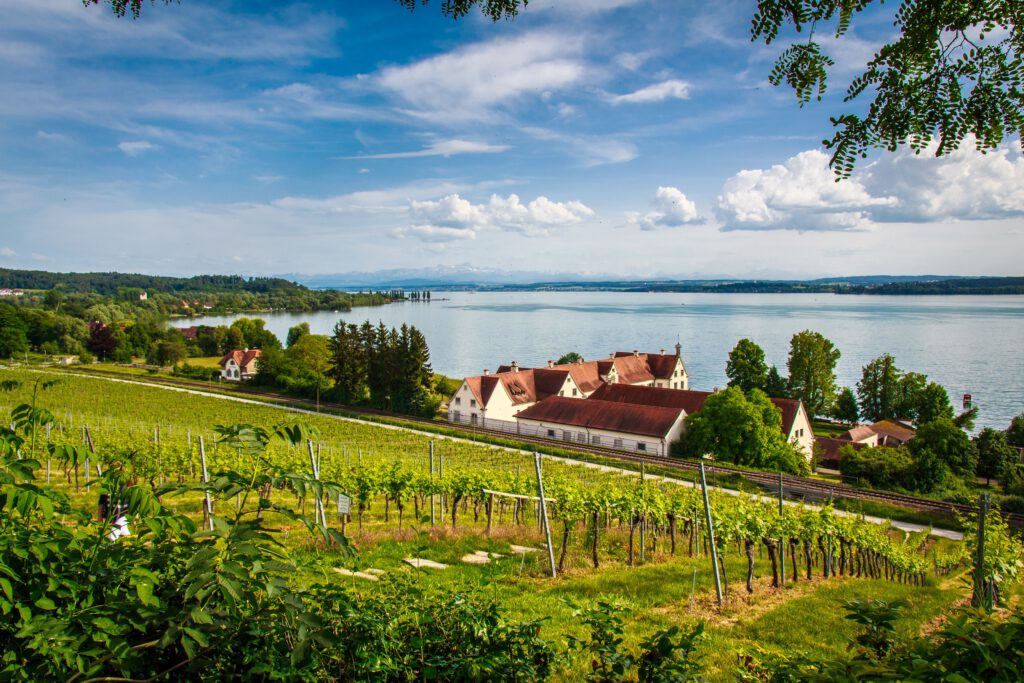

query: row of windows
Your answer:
[453,397,477,408]
[545,428,646,451]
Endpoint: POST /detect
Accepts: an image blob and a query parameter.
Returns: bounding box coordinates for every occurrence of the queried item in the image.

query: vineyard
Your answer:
[2,367,1022,680]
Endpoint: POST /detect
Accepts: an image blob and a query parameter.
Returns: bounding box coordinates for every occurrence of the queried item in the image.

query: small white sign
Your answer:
[336,494,352,516]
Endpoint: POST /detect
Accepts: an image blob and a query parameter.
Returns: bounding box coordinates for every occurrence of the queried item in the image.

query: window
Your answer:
[470,399,477,408]
[455,397,461,406]
[613,438,623,448]
[453,410,461,422]
[577,432,586,442]
[563,431,573,441]
[572,388,578,396]
[591,435,601,445]
[637,443,647,452]
[559,391,564,396]
[547,429,556,437]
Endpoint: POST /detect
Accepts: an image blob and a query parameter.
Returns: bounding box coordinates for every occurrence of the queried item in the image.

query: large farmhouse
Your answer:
[219,348,262,382]
[447,345,689,428]
[448,347,813,460]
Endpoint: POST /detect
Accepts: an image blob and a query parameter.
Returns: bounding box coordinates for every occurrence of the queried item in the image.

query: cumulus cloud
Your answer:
[117,140,156,156]
[342,139,510,160]
[404,193,594,241]
[375,32,585,122]
[716,150,896,231]
[0,247,15,257]
[612,79,690,104]
[626,186,701,229]
[716,142,1024,232]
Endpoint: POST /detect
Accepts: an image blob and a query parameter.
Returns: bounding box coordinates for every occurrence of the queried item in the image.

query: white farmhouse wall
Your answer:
[787,404,816,459]
[515,413,685,457]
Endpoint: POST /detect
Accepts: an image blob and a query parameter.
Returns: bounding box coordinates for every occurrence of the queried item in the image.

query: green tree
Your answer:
[0,304,29,358]
[286,322,310,348]
[150,340,187,367]
[832,386,859,424]
[1006,413,1024,448]
[895,371,928,421]
[43,288,62,312]
[857,354,902,423]
[838,444,913,489]
[909,418,979,486]
[683,387,805,474]
[764,365,788,397]
[725,338,769,394]
[328,321,367,405]
[786,330,840,417]
[287,333,332,409]
[914,382,955,425]
[230,318,280,350]
[556,351,582,365]
[974,428,1018,486]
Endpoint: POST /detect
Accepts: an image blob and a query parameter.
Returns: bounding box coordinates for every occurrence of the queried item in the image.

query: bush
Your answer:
[171,362,220,382]
[839,445,914,489]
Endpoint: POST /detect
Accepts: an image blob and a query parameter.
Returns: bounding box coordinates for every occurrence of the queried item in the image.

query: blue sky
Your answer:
[1,0,1022,279]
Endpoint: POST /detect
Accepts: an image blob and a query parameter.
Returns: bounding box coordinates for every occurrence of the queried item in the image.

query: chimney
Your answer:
[511,360,519,373]
[577,357,584,364]
[660,348,665,356]
[483,368,490,375]
[547,360,554,368]
[633,349,639,357]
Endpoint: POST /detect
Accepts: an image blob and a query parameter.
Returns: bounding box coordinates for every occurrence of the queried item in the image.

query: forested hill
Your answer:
[854,277,1024,295]
[0,268,301,295]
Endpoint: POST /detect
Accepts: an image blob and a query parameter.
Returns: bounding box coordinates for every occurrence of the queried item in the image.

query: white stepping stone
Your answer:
[509,544,542,554]
[474,550,505,558]
[362,568,387,576]
[403,557,449,570]
[333,567,379,581]
[462,553,491,565]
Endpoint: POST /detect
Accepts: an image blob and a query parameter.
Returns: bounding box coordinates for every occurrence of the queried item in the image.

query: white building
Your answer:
[219,348,262,381]
[515,396,687,456]
[447,345,689,428]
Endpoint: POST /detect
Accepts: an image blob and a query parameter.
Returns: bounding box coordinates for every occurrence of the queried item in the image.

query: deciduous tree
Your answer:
[857,354,902,423]
[832,386,859,424]
[975,428,1018,486]
[726,338,769,394]
[787,330,840,417]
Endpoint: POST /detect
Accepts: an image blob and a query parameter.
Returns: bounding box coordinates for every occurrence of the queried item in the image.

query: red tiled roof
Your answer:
[645,353,681,380]
[843,425,877,443]
[769,397,802,437]
[516,397,684,438]
[815,436,868,465]
[176,326,199,340]
[612,354,656,384]
[589,384,711,414]
[869,420,915,445]
[219,348,262,370]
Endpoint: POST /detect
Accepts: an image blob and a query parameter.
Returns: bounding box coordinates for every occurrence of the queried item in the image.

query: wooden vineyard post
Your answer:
[640,463,646,564]
[534,452,557,578]
[45,422,51,484]
[700,462,723,607]
[82,426,90,485]
[308,440,325,527]
[486,492,494,536]
[972,493,991,610]
[199,436,214,531]
[429,441,435,529]
[85,425,101,477]
[779,469,785,585]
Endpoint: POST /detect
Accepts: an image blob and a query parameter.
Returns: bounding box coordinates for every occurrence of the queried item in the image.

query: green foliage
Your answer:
[286,322,310,348]
[683,387,807,474]
[786,330,840,417]
[148,340,187,367]
[915,382,955,425]
[556,351,582,365]
[726,338,769,394]
[910,418,978,482]
[1005,412,1024,448]
[974,427,1017,484]
[838,444,914,489]
[752,0,1024,178]
[857,353,902,422]
[0,304,29,358]
[831,386,859,423]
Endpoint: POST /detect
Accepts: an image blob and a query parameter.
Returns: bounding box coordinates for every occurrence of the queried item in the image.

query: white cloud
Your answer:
[521,126,637,166]
[392,225,477,242]
[117,140,157,156]
[405,192,594,240]
[253,174,283,184]
[375,32,585,122]
[36,130,70,143]
[612,79,690,104]
[626,186,701,229]
[342,139,510,160]
[861,142,1024,222]
[716,150,895,231]
[716,143,1024,231]
[0,247,15,257]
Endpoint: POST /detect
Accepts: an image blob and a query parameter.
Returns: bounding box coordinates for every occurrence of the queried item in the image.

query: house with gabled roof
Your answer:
[515,396,687,456]
[219,348,262,382]
[448,344,689,429]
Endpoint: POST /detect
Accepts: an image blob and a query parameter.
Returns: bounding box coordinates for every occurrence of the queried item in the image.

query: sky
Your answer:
[1,0,1022,280]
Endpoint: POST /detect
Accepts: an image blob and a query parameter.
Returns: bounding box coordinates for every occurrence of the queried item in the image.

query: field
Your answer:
[0,366,1005,680]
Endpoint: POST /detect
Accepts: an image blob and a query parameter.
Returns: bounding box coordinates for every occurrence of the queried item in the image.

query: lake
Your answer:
[189,292,1024,430]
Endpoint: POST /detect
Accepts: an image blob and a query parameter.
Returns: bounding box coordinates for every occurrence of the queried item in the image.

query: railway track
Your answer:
[66,367,1024,527]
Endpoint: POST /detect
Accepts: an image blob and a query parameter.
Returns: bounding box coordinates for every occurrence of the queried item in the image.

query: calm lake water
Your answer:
[190,292,1024,430]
